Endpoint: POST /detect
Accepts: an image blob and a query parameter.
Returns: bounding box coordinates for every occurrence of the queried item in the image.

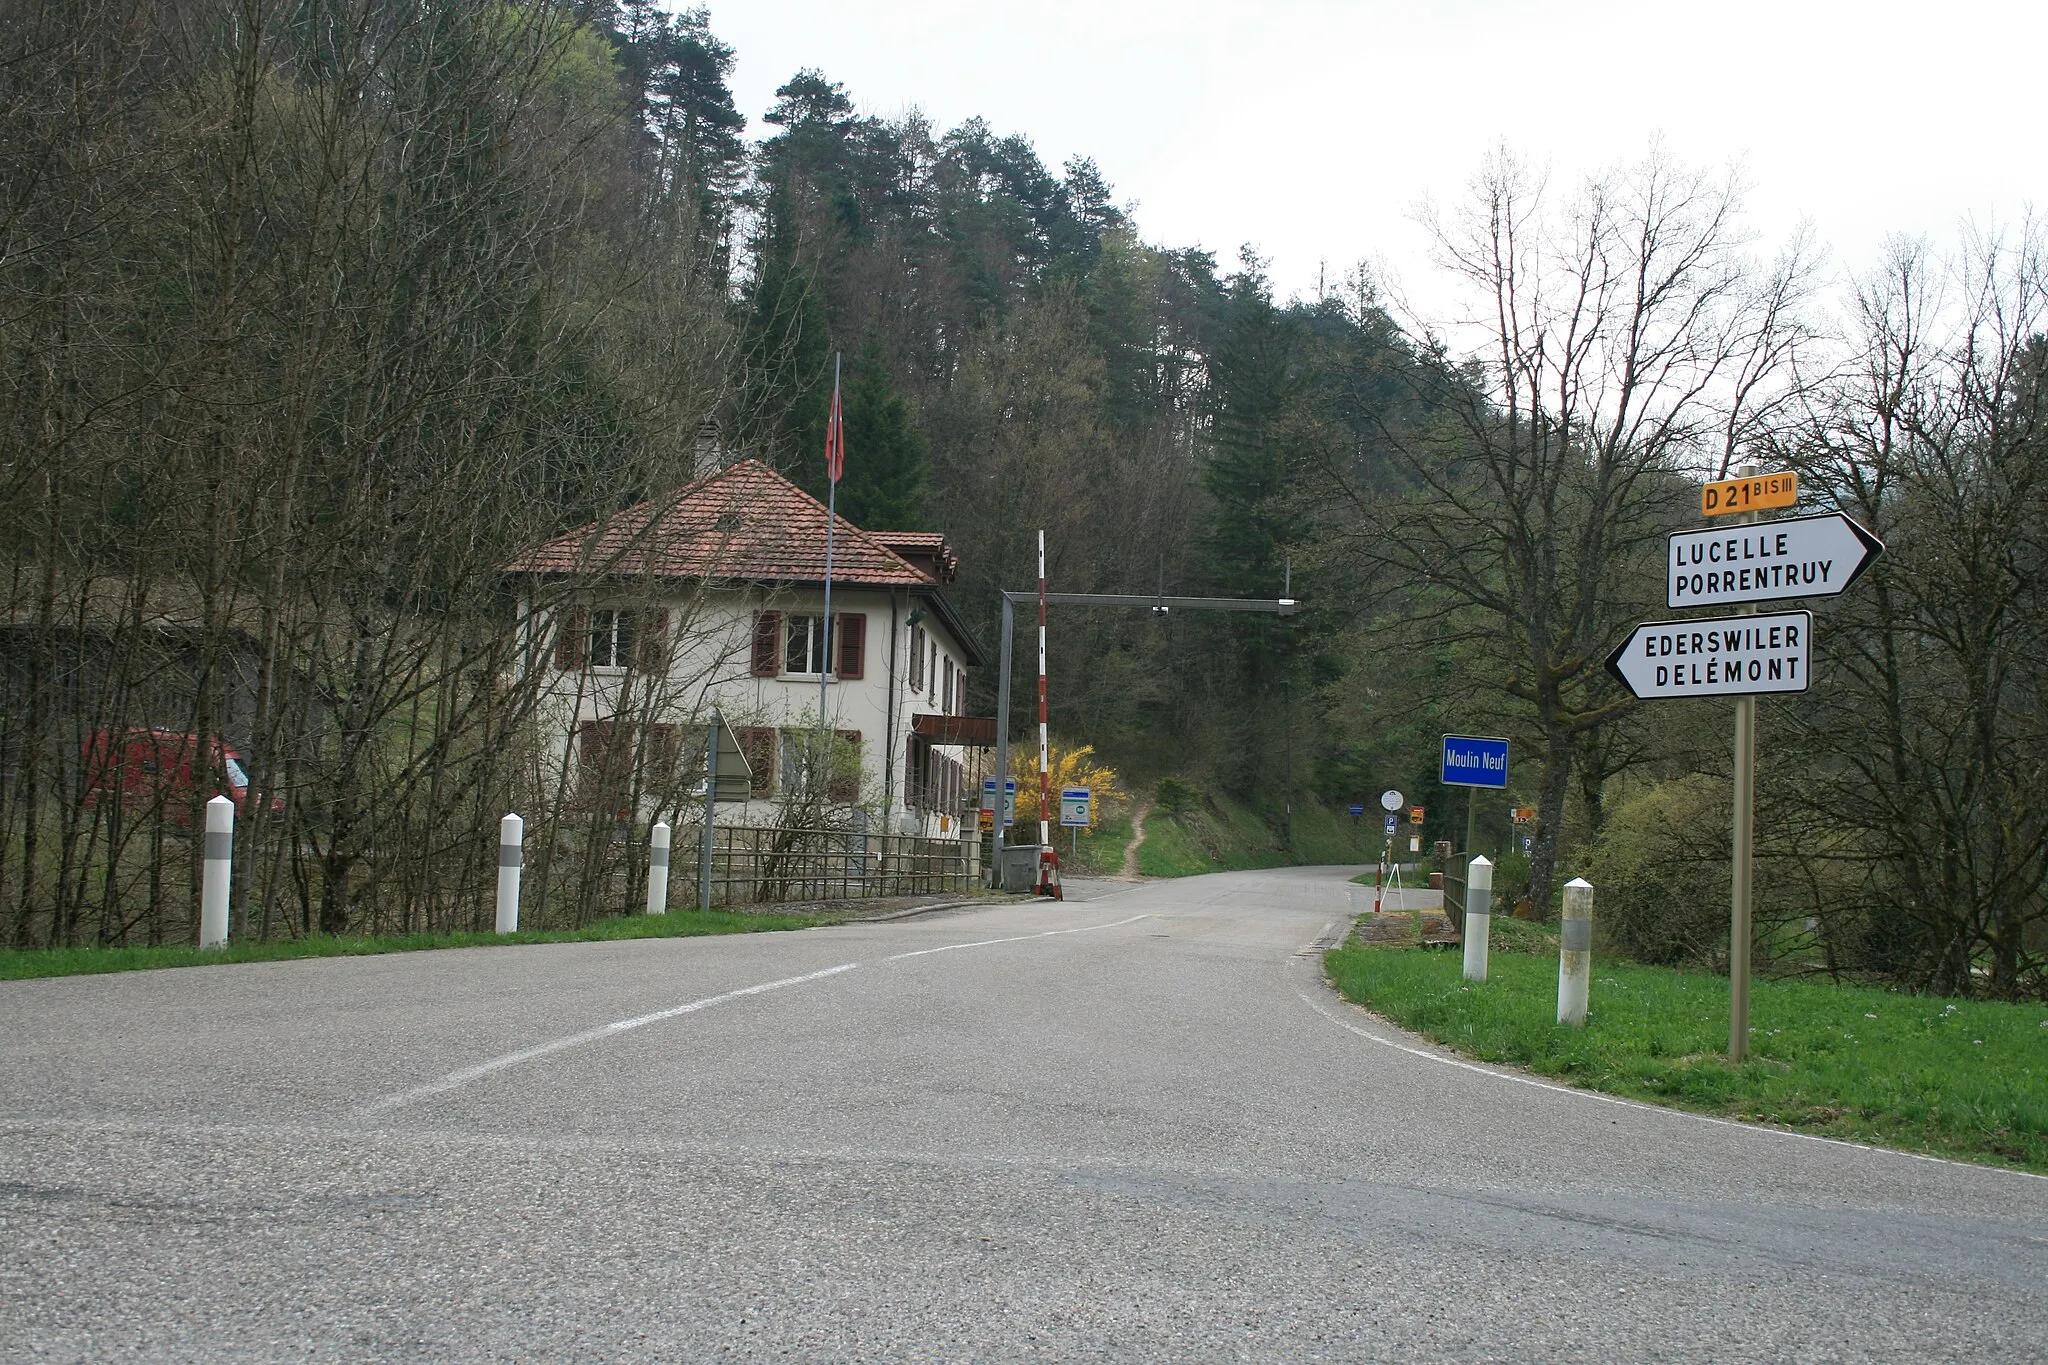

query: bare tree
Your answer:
[1783,227,2048,997]
[1342,148,1816,916]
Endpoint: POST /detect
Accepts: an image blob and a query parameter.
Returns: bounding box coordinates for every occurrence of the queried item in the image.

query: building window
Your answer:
[588,609,636,669]
[784,615,833,676]
[907,624,925,690]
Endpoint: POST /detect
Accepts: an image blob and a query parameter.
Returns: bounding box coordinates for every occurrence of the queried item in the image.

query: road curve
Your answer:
[2,865,2042,1361]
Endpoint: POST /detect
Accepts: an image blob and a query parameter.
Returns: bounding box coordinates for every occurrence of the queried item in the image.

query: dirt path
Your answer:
[1119,801,1153,879]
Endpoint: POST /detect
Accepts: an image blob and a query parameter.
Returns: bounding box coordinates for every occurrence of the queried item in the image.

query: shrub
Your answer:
[1155,776,1204,814]
[1584,775,1730,966]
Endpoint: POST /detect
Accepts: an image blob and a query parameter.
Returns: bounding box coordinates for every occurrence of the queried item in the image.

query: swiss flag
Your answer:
[825,376,844,484]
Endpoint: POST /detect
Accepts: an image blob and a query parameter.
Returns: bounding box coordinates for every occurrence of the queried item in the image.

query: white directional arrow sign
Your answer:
[1606,610,1812,700]
[1667,512,1883,609]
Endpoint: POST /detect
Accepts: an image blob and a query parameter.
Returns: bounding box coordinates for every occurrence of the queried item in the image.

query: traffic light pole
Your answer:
[990,589,1298,889]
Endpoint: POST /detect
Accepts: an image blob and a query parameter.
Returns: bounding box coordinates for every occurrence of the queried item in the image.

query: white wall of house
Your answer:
[519,582,979,837]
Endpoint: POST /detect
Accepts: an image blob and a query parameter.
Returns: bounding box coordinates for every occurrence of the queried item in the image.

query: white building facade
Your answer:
[508,460,990,839]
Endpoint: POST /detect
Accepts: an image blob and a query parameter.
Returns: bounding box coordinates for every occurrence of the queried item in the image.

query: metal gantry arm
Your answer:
[989,590,1299,883]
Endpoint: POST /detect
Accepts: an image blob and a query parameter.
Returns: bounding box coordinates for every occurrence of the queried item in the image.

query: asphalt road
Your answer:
[2,866,2044,1362]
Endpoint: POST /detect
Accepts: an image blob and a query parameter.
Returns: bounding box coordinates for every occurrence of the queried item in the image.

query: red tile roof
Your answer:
[870,531,958,584]
[506,460,936,588]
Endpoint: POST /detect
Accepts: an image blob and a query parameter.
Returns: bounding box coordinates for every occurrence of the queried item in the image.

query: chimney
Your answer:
[693,417,724,481]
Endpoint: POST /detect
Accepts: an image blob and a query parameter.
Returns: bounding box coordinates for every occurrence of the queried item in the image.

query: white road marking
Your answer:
[1293,934,2048,1183]
[360,912,1155,1116]
[884,912,1154,961]
[361,963,859,1115]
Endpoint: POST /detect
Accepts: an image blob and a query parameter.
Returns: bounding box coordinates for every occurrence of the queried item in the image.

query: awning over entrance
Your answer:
[911,713,996,747]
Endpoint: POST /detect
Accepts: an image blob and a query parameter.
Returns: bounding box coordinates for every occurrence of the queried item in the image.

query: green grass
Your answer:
[1324,941,2048,1172]
[1137,789,1379,878]
[0,907,835,981]
[1068,805,1136,877]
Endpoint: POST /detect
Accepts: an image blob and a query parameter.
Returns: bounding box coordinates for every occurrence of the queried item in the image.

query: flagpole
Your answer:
[820,353,841,737]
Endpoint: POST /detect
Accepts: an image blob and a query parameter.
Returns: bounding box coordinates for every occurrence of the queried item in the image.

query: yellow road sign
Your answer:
[1701,470,1797,517]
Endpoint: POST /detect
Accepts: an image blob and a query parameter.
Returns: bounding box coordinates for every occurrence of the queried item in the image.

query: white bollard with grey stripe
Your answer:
[1558,877,1595,1026]
[1460,855,1493,983]
[646,821,670,915]
[200,794,233,949]
[495,813,523,934]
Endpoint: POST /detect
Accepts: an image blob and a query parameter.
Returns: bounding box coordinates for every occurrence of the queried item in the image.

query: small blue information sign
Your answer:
[1347,804,1365,817]
[1440,735,1510,789]
[981,777,1017,827]
[1383,813,1398,835]
[1059,787,1092,828]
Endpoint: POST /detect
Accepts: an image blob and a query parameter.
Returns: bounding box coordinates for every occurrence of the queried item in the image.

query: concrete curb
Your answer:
[862,895,1032,922]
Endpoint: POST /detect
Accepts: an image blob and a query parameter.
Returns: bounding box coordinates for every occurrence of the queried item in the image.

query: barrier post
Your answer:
[647,822,671,915]
[496,813,523,934]
[200,795,233,949]
[1558,878,1594,1026]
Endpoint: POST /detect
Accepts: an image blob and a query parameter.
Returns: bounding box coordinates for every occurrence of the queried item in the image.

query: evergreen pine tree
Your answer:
[837,339,928,530]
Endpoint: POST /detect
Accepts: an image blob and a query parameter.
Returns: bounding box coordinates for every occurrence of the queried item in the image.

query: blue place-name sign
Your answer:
[1441,735,1510,789]
[1347,804,1365,817]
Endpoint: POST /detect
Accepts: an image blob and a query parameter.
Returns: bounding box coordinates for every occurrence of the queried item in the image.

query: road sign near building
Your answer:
[981,777,1016,827]
[1379,789,1403,811]
[1059,787,1092,828]
[1606,610,1813,700]
[1440,735,1510,788]
[1383,813,1397,835]
[1667,512,1884,609]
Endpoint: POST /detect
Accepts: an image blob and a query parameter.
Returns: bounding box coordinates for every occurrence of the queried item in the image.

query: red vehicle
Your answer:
[82,728,277,821]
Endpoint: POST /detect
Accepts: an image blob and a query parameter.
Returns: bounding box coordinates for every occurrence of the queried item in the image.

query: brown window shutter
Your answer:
[554,607,588,671]
[837,613,866,679]
[904,736,926,810]
[739,726,776,796]
[751,611,781,677]
[634,609,669,673]
[577,720,625,811]
[829,729,862,802]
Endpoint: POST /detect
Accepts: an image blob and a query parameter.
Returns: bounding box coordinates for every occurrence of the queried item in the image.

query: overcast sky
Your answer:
[710,0,2042,309]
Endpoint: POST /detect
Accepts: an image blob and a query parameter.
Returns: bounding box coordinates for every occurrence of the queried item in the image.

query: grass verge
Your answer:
[1138,789,1379,878]
[1324,940,2048,1173]
[0,907,835,981]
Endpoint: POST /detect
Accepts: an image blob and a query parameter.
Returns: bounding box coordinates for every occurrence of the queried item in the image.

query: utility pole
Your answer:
[1283,556,1294,850]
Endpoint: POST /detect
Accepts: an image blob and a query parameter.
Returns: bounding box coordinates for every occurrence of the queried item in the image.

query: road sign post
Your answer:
[1440,737,1508,929]
[981,778,1017,827]
[1608,466,1883,1061]
[1667,513,1883,609]
[698,710,753,912]
[1726,483,1765,1060]
[1059,786,1090,861]
[1605,610,1813,699]
[1374,794,1401,915]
